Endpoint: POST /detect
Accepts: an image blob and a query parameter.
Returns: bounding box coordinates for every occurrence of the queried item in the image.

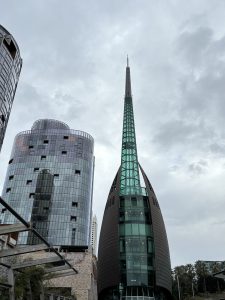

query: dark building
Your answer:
[98,60,172,300]
[0,25,22,152]
[1,119,94,248]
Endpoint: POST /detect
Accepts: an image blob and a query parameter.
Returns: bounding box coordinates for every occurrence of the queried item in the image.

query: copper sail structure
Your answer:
[98,61,172,300]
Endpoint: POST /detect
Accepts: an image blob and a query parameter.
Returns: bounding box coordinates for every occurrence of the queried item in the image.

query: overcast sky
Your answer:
[1,0,225,267]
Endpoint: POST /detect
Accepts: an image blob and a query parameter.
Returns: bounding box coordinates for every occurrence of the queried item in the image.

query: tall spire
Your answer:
[125,56,132,97]
[120,59,141,195]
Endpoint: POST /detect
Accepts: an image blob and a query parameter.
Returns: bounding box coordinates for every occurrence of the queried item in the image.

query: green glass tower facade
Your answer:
[98,61,172,300]
[119,59,155,292]
[120,59,141,196]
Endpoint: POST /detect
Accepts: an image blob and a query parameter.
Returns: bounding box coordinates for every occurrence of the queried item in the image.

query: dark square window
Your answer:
[3,39,16,59]
[119,212,125,222]
[34,168,39,172]
[70,216,77,221]
[64,136,69,140]
[75,169,80,175]
[29,145,34,149]
[26,180,32,185]
[43,140,49,144]
[54,174,59,177]
[62,151,67,155]
[41,155,46,160]
[0,114,5,123]
[6,188,11,193]
[120,197,125,208]
[72,202,78,207]
[43,195,51,200]
[152,197,156,206]
[143,196,149,207]
[9,175,14,180]
[29,193,35,198]
[8,158,13,164]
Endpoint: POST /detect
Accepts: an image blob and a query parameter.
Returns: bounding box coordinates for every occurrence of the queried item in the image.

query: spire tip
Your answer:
[125,55,131,97]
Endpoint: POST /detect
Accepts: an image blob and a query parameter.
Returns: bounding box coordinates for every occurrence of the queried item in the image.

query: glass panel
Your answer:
[139,224,145,235]
[120,224,125,235]
[147,239,153,253]
[131,197,137,206]
[132,224,139,235]
[125,223,132,235]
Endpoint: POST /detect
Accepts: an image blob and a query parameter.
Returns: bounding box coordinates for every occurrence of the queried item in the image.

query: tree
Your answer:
[15,266,45,300]
[211,262,223,293]
[172,264,195,300]
[0,275,11,300]
[195,261,209,293]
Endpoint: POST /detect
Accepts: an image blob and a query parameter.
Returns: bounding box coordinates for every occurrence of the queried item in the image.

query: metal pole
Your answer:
[0,197,30,227]
[177,275,181,300]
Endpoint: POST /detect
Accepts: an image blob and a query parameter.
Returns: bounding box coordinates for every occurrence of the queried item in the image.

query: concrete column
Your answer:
[39,284,44,300]
[8,268,15,300]
[27,279,33,300]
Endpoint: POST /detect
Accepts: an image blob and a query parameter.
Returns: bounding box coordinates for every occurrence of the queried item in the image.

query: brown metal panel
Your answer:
[140,165,172,294]
[97,170,121,294]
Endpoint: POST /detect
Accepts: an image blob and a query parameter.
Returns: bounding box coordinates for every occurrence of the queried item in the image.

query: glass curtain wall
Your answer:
[0,25,22,152]
[119,194,155,299]
[1,119,94,247]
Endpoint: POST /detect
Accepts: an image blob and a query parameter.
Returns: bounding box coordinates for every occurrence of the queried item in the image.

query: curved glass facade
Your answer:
[1,119,94,247]
[0,25,22,151]
[119,195,154,288]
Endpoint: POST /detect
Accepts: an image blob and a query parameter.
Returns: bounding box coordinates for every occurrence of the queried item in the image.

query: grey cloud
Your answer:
[1,0,225,267]
[152,118,215,155]
[150,25,225,160]
[177,27,213,67]
[188,159,208,176]
[178,27,225,119]
[212,219,225,225]
[153,120,196,148]
[209,142,225,155]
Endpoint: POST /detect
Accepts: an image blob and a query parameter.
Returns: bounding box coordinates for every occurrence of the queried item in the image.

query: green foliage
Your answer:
[14,265,75,300]
[15,266,45,300]
[172,264,196,300]
[0,276,10,300]
[0,263,76,300]
[46,287,77,299]
[172,261,225,300]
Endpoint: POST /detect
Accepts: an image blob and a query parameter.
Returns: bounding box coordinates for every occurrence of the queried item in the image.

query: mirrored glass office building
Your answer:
[0,25,22,152]
[98,61,172,300]
[1,119,94,248]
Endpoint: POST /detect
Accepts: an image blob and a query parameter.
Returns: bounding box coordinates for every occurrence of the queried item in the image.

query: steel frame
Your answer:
[0,196,78,300]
